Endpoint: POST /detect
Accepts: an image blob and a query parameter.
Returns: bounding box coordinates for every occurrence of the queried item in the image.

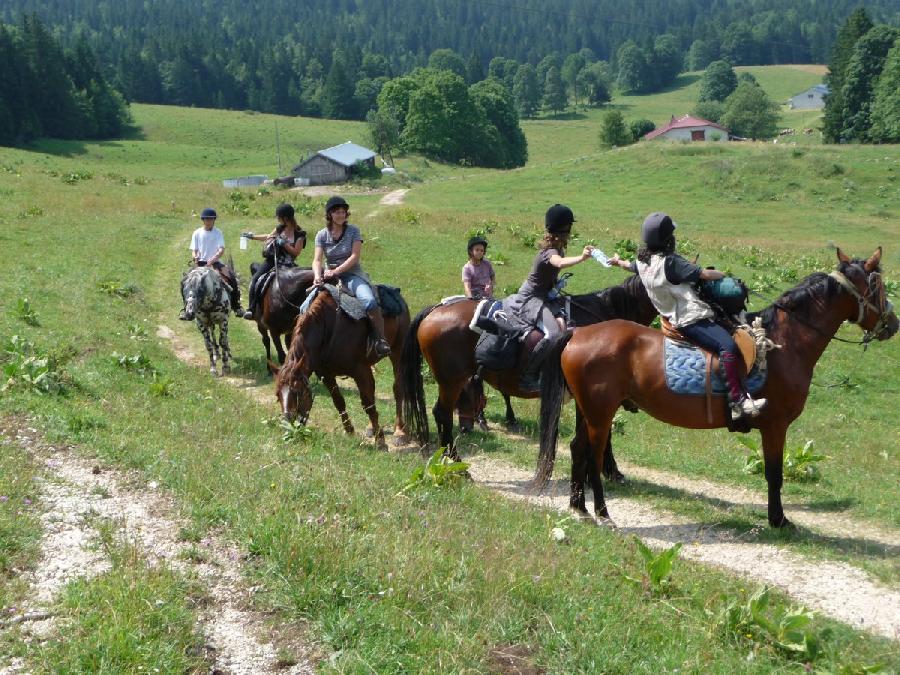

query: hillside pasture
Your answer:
[0,72,898,672]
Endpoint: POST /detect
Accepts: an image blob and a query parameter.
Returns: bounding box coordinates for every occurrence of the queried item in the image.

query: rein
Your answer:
[272,243,307,312]
[750,267,892,348]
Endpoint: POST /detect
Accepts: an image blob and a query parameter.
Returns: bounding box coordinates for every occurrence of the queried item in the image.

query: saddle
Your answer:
[474,328,543,375]
[661,317,776,427]
[304,282,405,321]
[249,263,303,307]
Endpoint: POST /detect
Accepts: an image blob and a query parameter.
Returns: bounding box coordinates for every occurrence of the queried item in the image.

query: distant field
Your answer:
[524,65,826,165]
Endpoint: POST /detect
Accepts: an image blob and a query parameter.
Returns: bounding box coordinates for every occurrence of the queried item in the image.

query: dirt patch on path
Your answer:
[466,454,900,640]
[379,189,409,206]
[0,419,319,674]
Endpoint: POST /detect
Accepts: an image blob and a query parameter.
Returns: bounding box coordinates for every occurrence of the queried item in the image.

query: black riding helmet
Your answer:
[325,195,349,213]
[200,207,217,220]
[545,204,575,234]
[641,212,677,250]
[467,235,488,255]
[275,203,295,220]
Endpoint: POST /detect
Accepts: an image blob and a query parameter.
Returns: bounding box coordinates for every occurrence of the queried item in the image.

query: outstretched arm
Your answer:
[548,245,595,269]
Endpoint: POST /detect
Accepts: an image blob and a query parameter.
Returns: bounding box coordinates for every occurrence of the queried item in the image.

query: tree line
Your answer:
[1,0,896,120]
[0,15,130,145]
[822,8,899,143]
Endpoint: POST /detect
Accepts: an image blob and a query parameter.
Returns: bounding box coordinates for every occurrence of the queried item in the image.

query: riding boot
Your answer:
[366,308,391,358]
[519,335,554,391]
[722,351,767,420]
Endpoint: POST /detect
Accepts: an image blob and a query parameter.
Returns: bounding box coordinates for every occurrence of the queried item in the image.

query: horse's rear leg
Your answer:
[387,345,408,443]
[323,375,353,434]
[569,408,591,515]
[355,367,386,450]
[434,380,465,459]
[582,407,618,524]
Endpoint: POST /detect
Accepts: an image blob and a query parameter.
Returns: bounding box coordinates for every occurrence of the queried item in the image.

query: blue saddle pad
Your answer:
[664,338,766,396]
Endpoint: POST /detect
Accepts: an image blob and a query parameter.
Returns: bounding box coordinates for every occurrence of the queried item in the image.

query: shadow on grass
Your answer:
[21,125,147,157]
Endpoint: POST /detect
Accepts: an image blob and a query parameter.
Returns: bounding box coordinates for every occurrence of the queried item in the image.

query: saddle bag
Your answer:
[697,276,749,320]
[475,331,520,371]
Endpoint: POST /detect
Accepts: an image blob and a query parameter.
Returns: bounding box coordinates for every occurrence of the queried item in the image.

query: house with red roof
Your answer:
[643,115,729,142]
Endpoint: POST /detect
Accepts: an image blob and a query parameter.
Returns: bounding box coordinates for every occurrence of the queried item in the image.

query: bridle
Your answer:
[828,267,895,345]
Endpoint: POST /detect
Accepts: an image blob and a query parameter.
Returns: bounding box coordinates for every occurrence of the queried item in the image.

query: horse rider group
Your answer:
[181,197,766,421]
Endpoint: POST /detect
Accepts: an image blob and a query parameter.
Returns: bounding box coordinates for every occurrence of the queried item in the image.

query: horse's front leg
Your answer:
[355,367,386,450]
[197,319,218,376]
[273,331,287,364]
[219,317,231,374]
[323,374,353,434]
[434,380,465,459]
[761,423,792,528]
[503,393,520,432]
[256,323,273,366]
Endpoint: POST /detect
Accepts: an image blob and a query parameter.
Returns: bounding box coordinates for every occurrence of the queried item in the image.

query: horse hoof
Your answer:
[568,507,592,522]
[771,516,795,530]
[605,470,626,485]
[459,425,472,435]
[596,516,618,530]
[505,421,521,433]
[392,434,409,447]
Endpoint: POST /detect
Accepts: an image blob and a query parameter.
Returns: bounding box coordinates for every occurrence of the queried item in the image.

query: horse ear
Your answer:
[864,247,882,272]
[835,247,850,265]
[267,360,281,376]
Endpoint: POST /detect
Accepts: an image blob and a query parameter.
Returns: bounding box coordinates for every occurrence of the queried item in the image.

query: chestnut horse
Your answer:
[272,287,411,448]
[249,265,316,364]
[399,275,658,456]
[536,248,897,528]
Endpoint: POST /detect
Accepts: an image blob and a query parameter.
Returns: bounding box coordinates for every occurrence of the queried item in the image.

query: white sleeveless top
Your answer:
[636,254,714,328]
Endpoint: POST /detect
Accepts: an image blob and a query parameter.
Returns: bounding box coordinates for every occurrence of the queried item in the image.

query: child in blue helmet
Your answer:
[179,207,243,319]
[610,212,766,421]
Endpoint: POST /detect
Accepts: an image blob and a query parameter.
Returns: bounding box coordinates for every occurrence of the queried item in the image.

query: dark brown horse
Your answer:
[272,287,412,448]
[536,248,897,528]
[250,265,315,364]
[399,274,658,456]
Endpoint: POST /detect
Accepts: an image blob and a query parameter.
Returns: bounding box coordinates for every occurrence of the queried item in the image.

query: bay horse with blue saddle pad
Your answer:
[272,284,411,449]
[535,248,897,528]
[399,274,658,462]
[181,265,234,376]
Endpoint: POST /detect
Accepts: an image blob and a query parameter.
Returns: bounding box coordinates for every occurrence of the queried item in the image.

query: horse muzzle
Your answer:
[874,305,898,341]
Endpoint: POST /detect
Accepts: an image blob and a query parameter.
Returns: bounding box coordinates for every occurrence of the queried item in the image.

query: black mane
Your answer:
[749,258,871,329]
[570,273,655,326]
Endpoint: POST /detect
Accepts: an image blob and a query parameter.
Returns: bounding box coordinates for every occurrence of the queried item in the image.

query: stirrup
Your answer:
[731,396,767,420]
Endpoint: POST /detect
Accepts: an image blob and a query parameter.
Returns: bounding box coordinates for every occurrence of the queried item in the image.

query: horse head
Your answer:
[181,267,210,321]
[273,292,335,422]
[834,247,898,342]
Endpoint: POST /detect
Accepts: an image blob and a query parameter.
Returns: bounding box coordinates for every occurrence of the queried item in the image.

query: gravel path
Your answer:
[159,320,900,641]
[0,421,317,674]
[378,189,409,205]
[467,454,900,640]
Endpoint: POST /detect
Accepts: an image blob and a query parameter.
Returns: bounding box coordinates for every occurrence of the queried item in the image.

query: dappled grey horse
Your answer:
[182,266,232,376]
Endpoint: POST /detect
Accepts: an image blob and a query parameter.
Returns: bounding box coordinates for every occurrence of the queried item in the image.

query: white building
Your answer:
[788,84,829,110]
[643,115,729,142]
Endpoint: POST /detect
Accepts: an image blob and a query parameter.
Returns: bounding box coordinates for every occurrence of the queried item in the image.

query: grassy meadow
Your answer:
[1,64,898,671]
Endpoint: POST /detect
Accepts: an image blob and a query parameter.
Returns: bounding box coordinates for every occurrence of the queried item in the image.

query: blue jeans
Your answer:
[678,319,737,357]
[341,273,377,311]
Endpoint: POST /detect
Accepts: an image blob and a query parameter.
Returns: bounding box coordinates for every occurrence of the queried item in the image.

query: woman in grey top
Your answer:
[312,195,391,358]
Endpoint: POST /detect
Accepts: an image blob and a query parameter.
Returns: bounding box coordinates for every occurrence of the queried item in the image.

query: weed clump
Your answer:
[1,335,69,395]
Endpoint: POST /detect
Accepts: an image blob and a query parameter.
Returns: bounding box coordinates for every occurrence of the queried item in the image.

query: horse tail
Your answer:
[534,331,573,491]
[399,304,438,446]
